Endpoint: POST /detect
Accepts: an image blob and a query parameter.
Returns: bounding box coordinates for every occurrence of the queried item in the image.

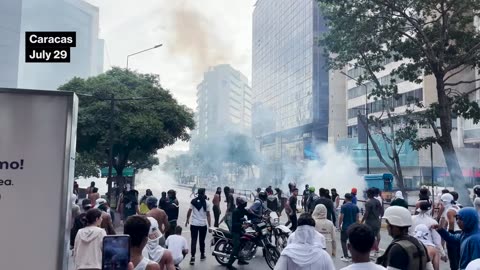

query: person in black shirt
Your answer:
[314,188,336,225]
[285,188,299,231]
[302,184,310,212]
[226,196,249,270]
[164,189,179,239]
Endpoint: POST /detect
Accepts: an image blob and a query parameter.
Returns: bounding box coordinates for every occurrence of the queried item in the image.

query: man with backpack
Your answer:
[377,206,434,270]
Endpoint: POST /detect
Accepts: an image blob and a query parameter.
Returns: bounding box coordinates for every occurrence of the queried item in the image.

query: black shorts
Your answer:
[366,223,381,236]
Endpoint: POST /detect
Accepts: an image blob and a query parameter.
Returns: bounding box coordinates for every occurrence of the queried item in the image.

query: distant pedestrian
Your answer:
[351,188,358,205]
[86,181,95,197]
[275,213,335,270]
[190,183,197,198]
[213,187,222,227]
[313,204,337,257]
[303,185,310,212]
[340,223,386,270]
[390,191,408,209]
[338,193,360,262]
[185,188,211,265]
[117,184,139,222]
[73,208,106,270]
[89,187,100,207]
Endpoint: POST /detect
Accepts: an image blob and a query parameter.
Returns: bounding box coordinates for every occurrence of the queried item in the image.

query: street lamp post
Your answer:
[126,44,163,70]
[341,71,370,174]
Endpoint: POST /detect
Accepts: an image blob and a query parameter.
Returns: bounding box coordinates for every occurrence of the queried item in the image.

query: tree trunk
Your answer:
[436,77,471,206]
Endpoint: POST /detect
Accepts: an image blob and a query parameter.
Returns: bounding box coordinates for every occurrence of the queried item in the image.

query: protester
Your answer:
[275,188,288,217]
[164,190,179,239]
[213,187,222,227]
[451,191,463,209]
[312,204,336,257]
[248,190,268,225]
[185,188,211,265]
[140,189,153,215]
[73,208,106,270]
[71,194,81,223]
[390,191,408,209]
[159,192,168,210]
[303,184,310,212]
[86,181,95,197]
[267,189,279,213]
[331,188,340,209]
[338,193,360,262]
[376,206,432,270]
[221,186,235,230]
[314,188,336,225]
[190,183,197,198]
[362,188,382,257]
[373,188,383,211]
[306,186,319,213]
[351,188,358,205]
[434,207,480,270]
[410,201,446,270]
[117,184,140,222]
[74,181,80,196]
[165,226,189,267]
[145,196,169,244]
[226,196,250,270]
[275,213,335,270]
[436,189,450,222]
[124,216,161,270]
[440,193,461,270]
[416,187,433,214]
[340,224,386,270]
[96,199,116,235]
[285,188,299,231]
[89,187,100,207]
[142,217,175,270]
[414,224,442,270]
[70,199,93,250]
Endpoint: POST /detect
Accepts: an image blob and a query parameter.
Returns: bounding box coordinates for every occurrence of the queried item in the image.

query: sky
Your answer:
[85,0,255,153]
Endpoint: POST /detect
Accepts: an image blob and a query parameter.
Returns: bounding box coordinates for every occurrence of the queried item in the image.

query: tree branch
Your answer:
[444,78,480,87]
[443,65,471,83]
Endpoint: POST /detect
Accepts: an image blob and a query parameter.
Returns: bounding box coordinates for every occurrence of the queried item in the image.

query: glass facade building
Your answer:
[252,0,329,167]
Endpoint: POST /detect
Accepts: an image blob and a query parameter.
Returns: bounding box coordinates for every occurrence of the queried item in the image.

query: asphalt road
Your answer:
[68,186,450,270]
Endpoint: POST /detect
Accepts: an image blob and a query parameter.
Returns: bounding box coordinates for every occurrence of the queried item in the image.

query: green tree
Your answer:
[60,67,195,188]
[319,0,480,206]
[74,152,99,179]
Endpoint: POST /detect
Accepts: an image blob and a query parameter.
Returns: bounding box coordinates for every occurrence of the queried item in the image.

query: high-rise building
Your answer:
[0,0,104,90]
[194,64,252,141]
[252,0,329,179]
[0,0,22,88]
[17,0,104,90]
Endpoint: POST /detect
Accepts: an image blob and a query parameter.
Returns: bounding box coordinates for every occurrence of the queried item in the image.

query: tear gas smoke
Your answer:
[302,144,366,197]
[135,165,176,195]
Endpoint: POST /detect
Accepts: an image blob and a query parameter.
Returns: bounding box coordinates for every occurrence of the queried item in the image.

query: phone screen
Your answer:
[102,235,130,270]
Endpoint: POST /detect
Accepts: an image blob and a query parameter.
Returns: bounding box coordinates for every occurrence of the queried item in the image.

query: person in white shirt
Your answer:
[340,223,386,270]
[275,213,334,270]
[166,226,189,266]
[185,188,211,265]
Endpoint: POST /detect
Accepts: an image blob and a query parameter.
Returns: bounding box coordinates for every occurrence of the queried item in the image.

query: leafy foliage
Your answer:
[60,67,195,176]
[74,152,99,179]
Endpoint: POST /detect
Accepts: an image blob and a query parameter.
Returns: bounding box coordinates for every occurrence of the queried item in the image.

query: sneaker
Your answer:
[189,257,195,265]
[200,254,206,261]
[341,256,350,262]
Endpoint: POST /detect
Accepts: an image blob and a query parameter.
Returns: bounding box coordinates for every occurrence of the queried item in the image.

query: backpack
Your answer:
[377,237,428,270]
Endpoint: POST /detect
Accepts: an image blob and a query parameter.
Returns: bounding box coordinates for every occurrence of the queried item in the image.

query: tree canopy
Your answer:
[60,67,195,179]
[318,0,480,206]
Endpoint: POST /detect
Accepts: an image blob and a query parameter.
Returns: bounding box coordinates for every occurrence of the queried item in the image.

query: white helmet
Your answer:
[383,206,412,227]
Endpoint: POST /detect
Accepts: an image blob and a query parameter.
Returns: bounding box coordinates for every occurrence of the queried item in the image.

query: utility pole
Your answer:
[431,141,434,205]
[365,84,370,174]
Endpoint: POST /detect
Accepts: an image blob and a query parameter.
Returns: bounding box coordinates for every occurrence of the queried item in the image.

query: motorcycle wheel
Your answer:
[276,233,288,252]
[213,239,233,266]
[264,246,280,270]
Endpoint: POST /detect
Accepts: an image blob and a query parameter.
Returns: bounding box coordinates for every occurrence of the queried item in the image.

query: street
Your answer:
[68,185,450,270]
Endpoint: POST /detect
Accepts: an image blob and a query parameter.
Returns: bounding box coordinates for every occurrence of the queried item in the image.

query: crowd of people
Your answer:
[69,180,480,270]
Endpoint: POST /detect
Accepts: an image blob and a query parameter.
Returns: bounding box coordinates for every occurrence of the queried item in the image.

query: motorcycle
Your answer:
[210,219,280,270]
[268,212,291,251]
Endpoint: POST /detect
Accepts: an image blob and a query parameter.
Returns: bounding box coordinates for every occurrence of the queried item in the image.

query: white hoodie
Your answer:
[74,226,106,270]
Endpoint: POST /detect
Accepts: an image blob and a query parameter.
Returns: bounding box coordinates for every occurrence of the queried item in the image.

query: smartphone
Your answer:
[102,235,130,270]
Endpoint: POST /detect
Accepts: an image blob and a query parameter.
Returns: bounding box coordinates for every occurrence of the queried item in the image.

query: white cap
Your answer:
[383,206,412,227]
[94,198,107,208]
[441,193,454,204]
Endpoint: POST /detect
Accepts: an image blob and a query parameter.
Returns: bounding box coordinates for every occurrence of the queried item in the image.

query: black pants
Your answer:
[213,205,221,227]
[289,214,298,232]
[227,232,242,266]
[165,220,177,240]
[190,225,208,257]
[447,234,460,270]
[341,230,349,258]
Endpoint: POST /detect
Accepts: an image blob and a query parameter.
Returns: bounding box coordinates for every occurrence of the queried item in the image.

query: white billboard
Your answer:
[0,88,78,270]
